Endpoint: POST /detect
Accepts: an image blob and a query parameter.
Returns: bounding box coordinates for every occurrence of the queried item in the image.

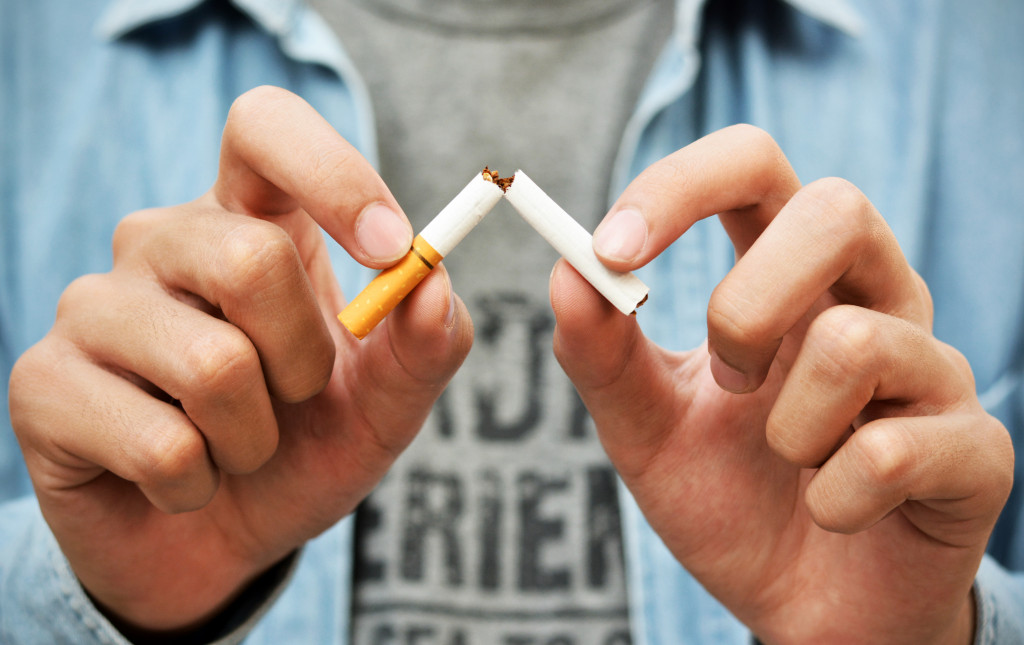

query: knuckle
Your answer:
[10,341,85,433]
[937,341,974,389]
[136,427,211,497]
[805,305,879,378]
[937,346,974,407]
[56,274,108,320]
[764,411,824,468]
[181,328,260,396]
[7,351,34,398]
[726,124,789,188]
[798,177,876,247]
[7,345,52,432]
[229,431,280,475]
[223,87,297,172]
[764,415,804,465]
[917,337,977,405]
[725,123,779,155]
[646,125,786,207]
[856,424,912,489]
[136,426,215,513]
[217,221,299,291]
[112,208,166,259]
[804,492,849,535]
[226,85,290,130]
[909,270,935,323]
[707,283,775,350]
[803,176,863,208]
[987,420,1016,503]
[276,354,334,404]
[142,428,205,484]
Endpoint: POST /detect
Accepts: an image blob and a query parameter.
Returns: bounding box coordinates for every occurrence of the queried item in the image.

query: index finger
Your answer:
[215,85,412,268]
[593,124,801,271]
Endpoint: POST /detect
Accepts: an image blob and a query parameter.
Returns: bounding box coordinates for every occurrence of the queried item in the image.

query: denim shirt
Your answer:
[2,1,1023,643]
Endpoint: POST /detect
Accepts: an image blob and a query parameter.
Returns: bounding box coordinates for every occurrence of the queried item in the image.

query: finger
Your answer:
[549,260,677,477]
[55,273,279,475]
[216,85,412,267]
[339,265,474,463]
[804,412,1013,545]
[592,124,801,271]
[11,340,219,514]
[707,178,932,392]
[766,305,972,469]
[113,206,335,403]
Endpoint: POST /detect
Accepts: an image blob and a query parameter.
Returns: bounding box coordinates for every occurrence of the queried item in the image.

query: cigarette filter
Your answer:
[503,170,649,315]
[339,171,504,339]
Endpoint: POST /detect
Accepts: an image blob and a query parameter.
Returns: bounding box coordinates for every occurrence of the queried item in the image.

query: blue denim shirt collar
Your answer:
[97,0,349,70]
[97,0,351,78]
[594,0,863,204]
[95,0,863,193]
[96,0,382,170]
[786,0,864,36]
[97,0,300,40]
[97,0,865,44]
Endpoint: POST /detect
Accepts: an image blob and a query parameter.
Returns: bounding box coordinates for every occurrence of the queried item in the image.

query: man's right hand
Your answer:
[8,86,473,634]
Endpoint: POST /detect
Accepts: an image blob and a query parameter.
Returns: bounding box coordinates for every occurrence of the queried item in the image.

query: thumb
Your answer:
[550,260,678,477]
[342,265,473,456]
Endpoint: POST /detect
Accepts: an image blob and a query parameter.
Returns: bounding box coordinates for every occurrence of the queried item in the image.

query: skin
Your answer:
[7,91,1013,642]
[552,124,1014,644]
[9,86,474,633]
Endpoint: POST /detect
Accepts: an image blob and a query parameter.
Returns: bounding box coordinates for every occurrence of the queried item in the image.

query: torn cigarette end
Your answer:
[481,166,515,193]
[338,170,504,339]
[503,170,649,315]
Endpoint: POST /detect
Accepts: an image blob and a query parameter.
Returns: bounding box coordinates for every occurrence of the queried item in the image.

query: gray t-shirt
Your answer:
[310,1,674,642]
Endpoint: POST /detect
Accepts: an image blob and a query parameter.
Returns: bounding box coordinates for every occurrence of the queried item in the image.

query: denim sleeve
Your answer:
[974,555,1024,644]
[0,496,297,645]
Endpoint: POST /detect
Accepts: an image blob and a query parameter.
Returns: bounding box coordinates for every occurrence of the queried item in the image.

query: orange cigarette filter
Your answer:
[339,235,442,340]
[338,169,506,339]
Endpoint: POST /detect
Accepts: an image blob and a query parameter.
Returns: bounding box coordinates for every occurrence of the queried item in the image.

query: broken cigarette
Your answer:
[503,170,649,315]
[339,170,504,339]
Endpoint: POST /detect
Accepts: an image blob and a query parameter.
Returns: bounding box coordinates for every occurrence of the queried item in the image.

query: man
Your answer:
[2,1,1022,643]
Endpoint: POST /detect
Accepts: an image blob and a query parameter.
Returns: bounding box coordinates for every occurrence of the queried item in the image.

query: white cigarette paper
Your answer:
[421,171,505,255]
[339,171,503,339]
[503,170,649,315]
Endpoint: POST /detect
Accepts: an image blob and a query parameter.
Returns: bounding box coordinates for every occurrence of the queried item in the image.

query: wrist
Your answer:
[938,589,976,645]
[92,552,297,644]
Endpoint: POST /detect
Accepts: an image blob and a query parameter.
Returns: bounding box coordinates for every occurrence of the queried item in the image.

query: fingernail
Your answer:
[709,351,749,393]
[356,204,412,263]
[593,208,647,263]
[443,270,457,329]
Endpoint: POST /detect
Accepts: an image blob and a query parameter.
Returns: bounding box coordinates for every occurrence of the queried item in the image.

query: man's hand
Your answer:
[552,125,1013,644]
[8,86,473,632]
